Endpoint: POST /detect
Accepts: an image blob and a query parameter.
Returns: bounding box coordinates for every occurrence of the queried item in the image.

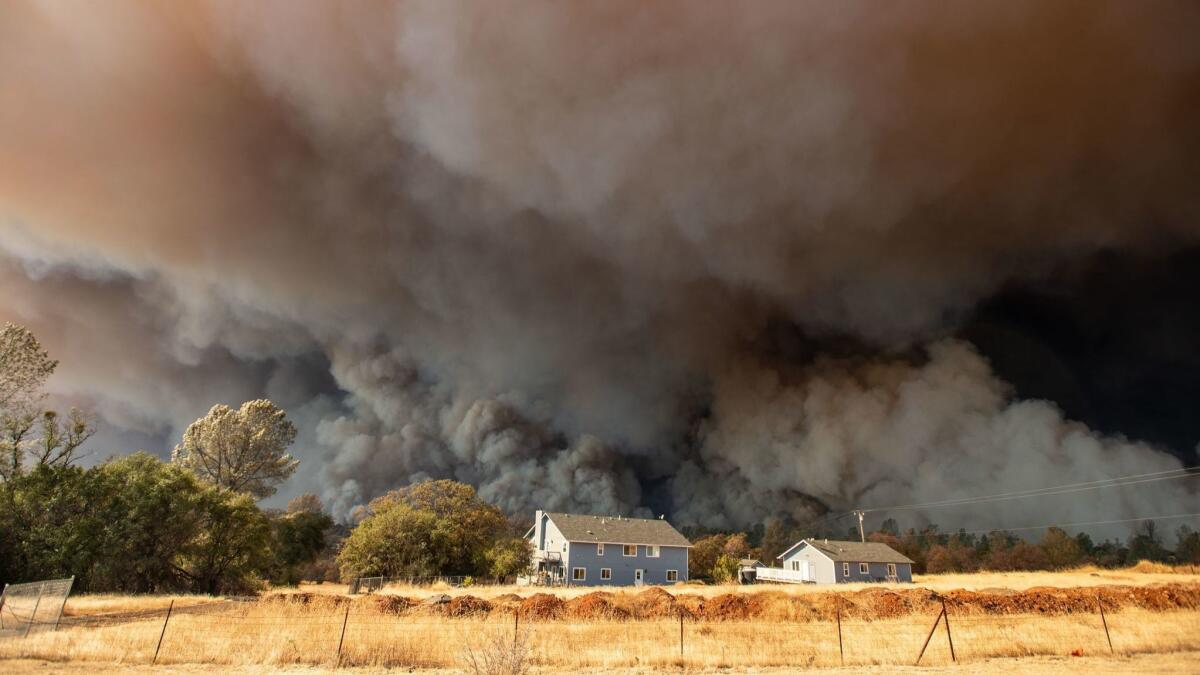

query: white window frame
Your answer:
[572,567,586,581]
[597,543,604,556]
[623,544,637,557]
[791,560,799,571]
[843,562,850,576]
[600,568,612,580]
[859,562,869,574]
[666,569,678,582]
[887,563,897,577]
[647,545,660,558]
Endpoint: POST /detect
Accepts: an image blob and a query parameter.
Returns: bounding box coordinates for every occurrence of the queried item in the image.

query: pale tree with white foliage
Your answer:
[172,399,299,498]
[1,323,93,480]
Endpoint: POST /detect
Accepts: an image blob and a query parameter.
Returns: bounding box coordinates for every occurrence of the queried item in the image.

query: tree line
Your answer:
[0,323,331,593]
[4,321,1196,592]
[685,516,1200,581]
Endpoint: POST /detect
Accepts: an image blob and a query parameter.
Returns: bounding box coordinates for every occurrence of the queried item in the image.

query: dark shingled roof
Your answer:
[785,539,914,564]
[545,512,692,547]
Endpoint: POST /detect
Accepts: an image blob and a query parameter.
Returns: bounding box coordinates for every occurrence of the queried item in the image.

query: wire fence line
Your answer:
[2,597,1194,669]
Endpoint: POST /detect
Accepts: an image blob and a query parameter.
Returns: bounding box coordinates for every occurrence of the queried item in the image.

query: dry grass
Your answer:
[2,598,1198,669]
[4,567,1200,671]
[282,563,1200,601]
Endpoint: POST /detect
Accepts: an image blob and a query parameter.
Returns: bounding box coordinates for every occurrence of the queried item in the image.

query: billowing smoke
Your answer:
[1,1,1198,530]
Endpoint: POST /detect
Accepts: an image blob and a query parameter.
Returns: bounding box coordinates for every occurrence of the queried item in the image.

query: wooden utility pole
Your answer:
[853,510,866,542]
[152,600,174,664]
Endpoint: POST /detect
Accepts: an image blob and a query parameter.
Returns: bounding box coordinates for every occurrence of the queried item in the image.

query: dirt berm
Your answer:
[308,581,1200,622]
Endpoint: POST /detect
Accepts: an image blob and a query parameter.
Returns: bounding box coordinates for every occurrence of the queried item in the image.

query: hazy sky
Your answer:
[1,1,1198,533]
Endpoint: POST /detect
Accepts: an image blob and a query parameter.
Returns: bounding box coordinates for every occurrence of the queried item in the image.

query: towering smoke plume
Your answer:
[1,1,1198,529]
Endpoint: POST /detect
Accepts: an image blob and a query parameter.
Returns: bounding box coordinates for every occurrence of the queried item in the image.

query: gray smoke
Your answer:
[1,1,1197,530]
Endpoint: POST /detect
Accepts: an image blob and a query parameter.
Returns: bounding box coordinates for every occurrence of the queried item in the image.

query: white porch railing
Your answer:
[754,567,812,584]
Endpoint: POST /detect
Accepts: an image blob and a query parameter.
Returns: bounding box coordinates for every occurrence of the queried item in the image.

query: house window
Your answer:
[887,563,897,577]
[597,543,605,556]
[859,562,869,574]
[791,560,799,571]
[562,542,568,553]
[843,563,850,576]
[666,570,678,582]
[623,544,637,557]
[572,567,586,581]
[601,568,612,580]
[647,545,660,558]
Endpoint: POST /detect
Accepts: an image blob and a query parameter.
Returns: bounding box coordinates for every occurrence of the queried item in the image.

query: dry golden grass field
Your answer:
[2,564,1199,673]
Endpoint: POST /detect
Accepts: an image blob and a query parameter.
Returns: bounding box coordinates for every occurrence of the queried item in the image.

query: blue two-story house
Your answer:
[527,511,691,587]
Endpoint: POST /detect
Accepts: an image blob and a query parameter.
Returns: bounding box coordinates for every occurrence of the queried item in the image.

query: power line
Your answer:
[951,511,1200,536]
[860,466,1200,514]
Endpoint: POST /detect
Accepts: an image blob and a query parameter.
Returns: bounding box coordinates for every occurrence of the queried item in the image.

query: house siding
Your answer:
[779,542,913,584]
[566,542,688,587]
[834,561,913,583]
[779,544,836,583]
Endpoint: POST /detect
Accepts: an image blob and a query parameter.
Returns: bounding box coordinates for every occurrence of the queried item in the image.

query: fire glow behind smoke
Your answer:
[0,1,1198,530]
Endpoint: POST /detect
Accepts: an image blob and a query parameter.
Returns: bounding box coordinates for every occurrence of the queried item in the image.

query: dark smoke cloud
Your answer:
[1,1,1198,531]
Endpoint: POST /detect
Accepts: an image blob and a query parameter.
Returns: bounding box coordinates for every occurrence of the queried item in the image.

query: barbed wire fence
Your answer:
[1,590,1190,669]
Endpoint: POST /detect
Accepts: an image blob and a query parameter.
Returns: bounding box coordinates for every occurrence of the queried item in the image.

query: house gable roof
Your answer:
[544,512,692,547]
[779,539,914,564]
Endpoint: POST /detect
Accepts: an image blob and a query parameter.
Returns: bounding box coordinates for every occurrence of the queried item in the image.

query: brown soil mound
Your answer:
[628,587,692,619]
[262,593,350,610]
[519,593,565,620]
[370,595,414,615]
[565,592,629,620]
[446,596,493,617]
[492,593,523,604]
[700,594,756,621]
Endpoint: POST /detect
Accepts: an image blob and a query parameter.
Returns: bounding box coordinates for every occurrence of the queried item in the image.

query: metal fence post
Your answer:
[22,584,45,639]
[836,596,844,666]
[915,607,944,666]
[679,609,684,656]
[1097,594,1114,655]
[335,604,350,667]
[53,576,74,632]
[152,600,174,664]
[941,597,956,662]
[514,608,520,648]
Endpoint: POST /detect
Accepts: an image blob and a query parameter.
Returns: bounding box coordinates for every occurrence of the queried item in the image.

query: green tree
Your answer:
[86,453,211,592]
[689,534,726,579]
[1175,526,1200,564]
[337,500,439,578]
[760,520,790,564]
[1039,527,1084,569]
[1127,520,1170,563]
[711,554,740,584]
[485,536,533,580]
[337,480,509,579]
[179,489,272,594]
[172,399,299,498]
[723,532,751,560]
[269,505,334,586]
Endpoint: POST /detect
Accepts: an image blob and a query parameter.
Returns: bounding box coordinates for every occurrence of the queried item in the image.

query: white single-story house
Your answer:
[757,539,914,584]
